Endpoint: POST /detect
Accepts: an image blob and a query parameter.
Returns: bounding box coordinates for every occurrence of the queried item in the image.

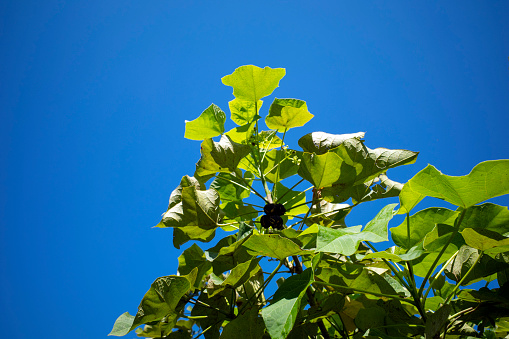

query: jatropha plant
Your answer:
[110,65,509,339]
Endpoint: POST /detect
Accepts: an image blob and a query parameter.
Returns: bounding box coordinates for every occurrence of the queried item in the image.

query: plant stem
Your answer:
[423,250,459,301]
[240,260,283,313]
[418,209,467,298]
[271,128,287,201]
[276,178,305,203]
[189,298,231,317]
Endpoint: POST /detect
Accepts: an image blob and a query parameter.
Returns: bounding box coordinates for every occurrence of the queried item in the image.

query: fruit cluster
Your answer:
[260,203,286,230]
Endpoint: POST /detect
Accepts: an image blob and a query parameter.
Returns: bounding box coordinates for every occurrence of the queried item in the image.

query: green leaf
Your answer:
[258,130,283,150]
[261,268,313,339]
[312,204,396,255]
[399,160,509,214]
[225,121,256,145]
[242,234,307,260]
[109,268,198,336]
[191,290,229,339]
[355,305,386,331]
[363,244,425,262]
[306,200,351,228]
[461,228,509,251]
[425,304,451,339]
[210,171,253,203]
[221,65,286,102]
[177,243,212,289]
[209,258,262,297]
[298,131,365,155]
[460,203,509,236]
[265,98,314,132]
[298,151,343,188]
[423,224,466,254]
[262,149,301,183]
[391,207,458,249]
[184,104,226,140]
[228,98,262,125]
[221,307,265,339]
[158,186,222,249]
[275,182,307,218]
[195,135,251,177]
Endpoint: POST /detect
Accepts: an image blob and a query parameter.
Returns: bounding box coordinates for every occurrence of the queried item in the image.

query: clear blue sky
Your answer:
[1,1,508,338]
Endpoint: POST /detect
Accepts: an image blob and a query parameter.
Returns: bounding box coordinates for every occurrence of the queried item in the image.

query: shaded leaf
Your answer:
[263,149,301,183]
[399,160,509,214]
[221,65,286,102]
[459,203,509,236]
[266,98,313,132]
[221,307,265,339]
[261,268,313,339]
[184,104,226,140]
[425,304,451,339]
[209,258,262,297]
[423,224,465,254]
[177,243,212,289]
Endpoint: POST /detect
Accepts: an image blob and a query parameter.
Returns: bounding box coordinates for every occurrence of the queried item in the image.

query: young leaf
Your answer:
[195,135,251,177]
[184,104,226,140]
[261,268,313,339]
[266,98,314,132]
[298,131,365,155]
[229,98,263,125]
[399,160,509,214]
[221,65,286,102]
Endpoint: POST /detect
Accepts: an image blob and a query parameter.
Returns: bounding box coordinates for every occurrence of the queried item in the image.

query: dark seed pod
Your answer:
[263,203,286,216]
[260,214,270,228]
[260,214,284,229]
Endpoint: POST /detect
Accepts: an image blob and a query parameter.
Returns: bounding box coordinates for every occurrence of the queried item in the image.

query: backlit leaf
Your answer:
[242,234,307,260]
[228,98,262,125]
[266,98,313,132]
[184,104,226,140]
[222,65,286,102]
[399,160,509,214]
[298,131,365,155]
[195,135,251,177]
[298,152,343,188]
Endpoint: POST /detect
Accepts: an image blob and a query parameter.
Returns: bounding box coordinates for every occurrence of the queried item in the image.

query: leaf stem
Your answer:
[271,128,287,201]
[418,209,467,298]
[423,250,459,301]
[276,178,305,203]
[240,260,283,313]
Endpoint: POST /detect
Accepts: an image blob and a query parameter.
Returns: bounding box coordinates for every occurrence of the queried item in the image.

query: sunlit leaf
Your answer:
[274,182,307,218]
[195,135,251,177]
[225,121,256,144]
[399,160,509,214]
[266,98,313,132]
[298,131,365,155]
[184,104,226,140]
[459,203,509,236]
[423,224,465,254]
[263,149,301,183]
[228,98,263,125]
[461,228,509,251]
[261,268,313,339]
[222,65,286,102]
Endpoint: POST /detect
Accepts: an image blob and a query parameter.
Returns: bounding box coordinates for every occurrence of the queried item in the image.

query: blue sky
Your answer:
[1,1,508,338]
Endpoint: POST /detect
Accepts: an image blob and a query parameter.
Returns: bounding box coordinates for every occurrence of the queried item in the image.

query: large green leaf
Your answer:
[298,131,365,155]
[309,204,396,255]
[191,290,230,339]
[210,171,253,203]
[177,243,212,289]
[459,203,509,236]
[184,104,226,140]
[391,207,459,249]
[298,151,343,188]
[242,234,307,260]
[221,65,286,102]
[275,182,308,218]
[158,186,222,249]
[423,224,465,254]
[364,244,425,262]
[221,307,265,339]
[109,268,198,336]
[265,98,314,132]
[399,160,509,214]
[261,268,313,339]
[205,234,254,276]
[228,98,262,125]
[225,121,256,145]
[195,135,251,177]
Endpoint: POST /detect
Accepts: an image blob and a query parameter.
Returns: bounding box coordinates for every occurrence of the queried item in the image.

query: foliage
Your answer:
[110,65,509,339]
